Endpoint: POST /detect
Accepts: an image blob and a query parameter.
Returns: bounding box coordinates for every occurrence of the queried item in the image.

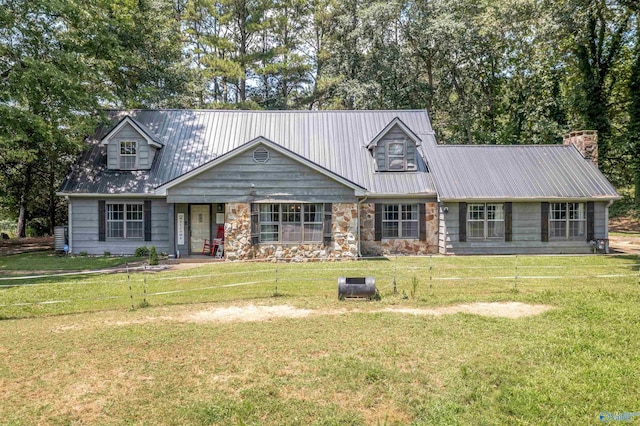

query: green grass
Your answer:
[1,255,640,424]
[0,251,143,273]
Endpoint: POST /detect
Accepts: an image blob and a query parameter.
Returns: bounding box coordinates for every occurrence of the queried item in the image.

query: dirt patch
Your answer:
[186,305,317,323]
[51,302,553,332]
[0,237,54,256]
[181,302,552,323]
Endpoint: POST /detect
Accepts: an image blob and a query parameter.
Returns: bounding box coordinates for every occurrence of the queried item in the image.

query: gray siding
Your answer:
[439,201,609,255]
[374,124,418,171]
[106,123,156,170]
[69,197,170,255]
[167,144,357,203]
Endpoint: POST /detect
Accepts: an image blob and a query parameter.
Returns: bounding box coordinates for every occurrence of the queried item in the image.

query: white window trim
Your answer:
[382,203,419,239]
[467,203,505,240]
[386,140,407,171]
[259,203,323,243]
[106,202,144,239]
[549,202,586,240]
[119,141,138,170]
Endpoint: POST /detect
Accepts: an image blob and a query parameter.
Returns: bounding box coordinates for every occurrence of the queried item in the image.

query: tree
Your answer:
[0,0,102,236]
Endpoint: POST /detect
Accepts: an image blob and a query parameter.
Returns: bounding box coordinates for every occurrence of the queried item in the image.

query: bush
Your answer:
[135,246,150,257]
[103,251,111,257]
[149,246,159,266]
[79,251,88,257]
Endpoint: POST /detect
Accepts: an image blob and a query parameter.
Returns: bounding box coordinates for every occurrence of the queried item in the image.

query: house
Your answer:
[58,110,619,259]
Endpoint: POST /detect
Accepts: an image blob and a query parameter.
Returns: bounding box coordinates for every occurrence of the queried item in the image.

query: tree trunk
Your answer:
[49,162,56,235]
[16,165,33,238]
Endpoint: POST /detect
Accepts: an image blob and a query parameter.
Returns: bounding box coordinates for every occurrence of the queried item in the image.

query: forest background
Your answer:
[1,0,638,236]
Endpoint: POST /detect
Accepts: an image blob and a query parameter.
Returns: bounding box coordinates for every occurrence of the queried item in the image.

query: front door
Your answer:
[190,205,210,254]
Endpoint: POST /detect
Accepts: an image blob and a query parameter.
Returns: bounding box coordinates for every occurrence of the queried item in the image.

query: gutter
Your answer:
[357,193,369,258]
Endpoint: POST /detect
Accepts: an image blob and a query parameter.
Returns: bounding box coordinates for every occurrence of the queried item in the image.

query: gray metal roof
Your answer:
[60,110,437,195]
[421,135,619,200]
[60,109,618,201]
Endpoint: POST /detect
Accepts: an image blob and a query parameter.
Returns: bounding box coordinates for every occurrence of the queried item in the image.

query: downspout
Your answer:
[605,199,614,238]
[605,199,614,254]
[66,196,73,254]
[357,193,368,258]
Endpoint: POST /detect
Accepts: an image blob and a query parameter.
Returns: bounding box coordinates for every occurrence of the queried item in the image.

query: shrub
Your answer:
[79,251,88,257]
[103,251,111,257]
[135,246,150,257]
[149,246,159,266]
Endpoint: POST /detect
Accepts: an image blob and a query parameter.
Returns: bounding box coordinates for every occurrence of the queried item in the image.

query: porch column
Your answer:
[168,203,176,257]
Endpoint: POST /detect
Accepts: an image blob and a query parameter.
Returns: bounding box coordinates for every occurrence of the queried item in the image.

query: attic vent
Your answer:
[253,147,270,163]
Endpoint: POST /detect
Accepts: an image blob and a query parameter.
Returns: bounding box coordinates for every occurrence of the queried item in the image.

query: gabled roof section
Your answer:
[99,116,163,148]
[422,138,619,200]
[59,110,437,196]
[366,117,423,149]
[156,136,367,195]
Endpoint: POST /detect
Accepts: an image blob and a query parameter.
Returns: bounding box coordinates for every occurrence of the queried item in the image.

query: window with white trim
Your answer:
[467,203,504,239]
[550,202,585,239]
[382,204,419,238]
[107,203,143,239]
[259,203,323,243]
[119,141,137,169]
[387,142,406,170]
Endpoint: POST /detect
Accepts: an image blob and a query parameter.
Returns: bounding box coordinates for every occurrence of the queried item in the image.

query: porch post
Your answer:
[168,203,176,257]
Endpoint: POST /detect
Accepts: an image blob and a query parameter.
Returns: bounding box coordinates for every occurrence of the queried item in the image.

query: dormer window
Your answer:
[368,118,421,172]
[120,141,137,169]
[388,142,406,170]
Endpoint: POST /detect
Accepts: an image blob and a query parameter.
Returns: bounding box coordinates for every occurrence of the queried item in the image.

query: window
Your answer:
[382,204,418,238]
[387,142,405,170]
[550,202,585,239]
[467,203,504,239]
[107,203,143,239]
[259,203,323,243]
[120,141,137,169]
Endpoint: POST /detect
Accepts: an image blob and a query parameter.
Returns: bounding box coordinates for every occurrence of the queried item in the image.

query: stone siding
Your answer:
[360,202,438,256]
[224,202,358,261]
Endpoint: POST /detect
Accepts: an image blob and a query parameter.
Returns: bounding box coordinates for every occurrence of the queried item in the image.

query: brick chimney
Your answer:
[563,130,598,167]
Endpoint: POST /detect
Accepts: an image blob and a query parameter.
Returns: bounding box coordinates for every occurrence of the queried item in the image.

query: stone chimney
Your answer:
[563,130,598,167]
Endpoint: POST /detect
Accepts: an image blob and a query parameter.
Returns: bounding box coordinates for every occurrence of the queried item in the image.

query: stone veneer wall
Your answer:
[224,202,359,261]
[359,202,438,256]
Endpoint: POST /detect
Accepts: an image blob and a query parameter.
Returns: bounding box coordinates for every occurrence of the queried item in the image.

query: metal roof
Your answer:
[421,135,619,200]
[59,109,618,201]
[60,110,437,195]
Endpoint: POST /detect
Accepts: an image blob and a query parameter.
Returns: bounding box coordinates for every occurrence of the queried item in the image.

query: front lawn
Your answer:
[0,251,143,273]
[0,255,639,425]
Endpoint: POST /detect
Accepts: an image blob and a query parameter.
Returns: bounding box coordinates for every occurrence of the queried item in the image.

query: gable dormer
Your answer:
[367,117,421,172]
[100,116,163,171]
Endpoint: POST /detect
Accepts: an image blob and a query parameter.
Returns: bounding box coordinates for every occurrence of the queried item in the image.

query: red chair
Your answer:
[202,226,225,256]
[212,225,224,258]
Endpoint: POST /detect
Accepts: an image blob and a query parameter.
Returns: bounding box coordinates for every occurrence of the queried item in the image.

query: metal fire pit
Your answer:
[338,277,376,300]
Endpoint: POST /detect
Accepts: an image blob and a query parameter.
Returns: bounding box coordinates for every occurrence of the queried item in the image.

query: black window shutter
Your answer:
[459,202,467,242]
[144,200,152,241]
[419,203,427,241]
[504,202,512,242]
[541,202,549,242]
[323,203,333,246]
[98,200,106,241]
[374,204,383,241]
[250,203,259,245]
[587,201,595,241]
